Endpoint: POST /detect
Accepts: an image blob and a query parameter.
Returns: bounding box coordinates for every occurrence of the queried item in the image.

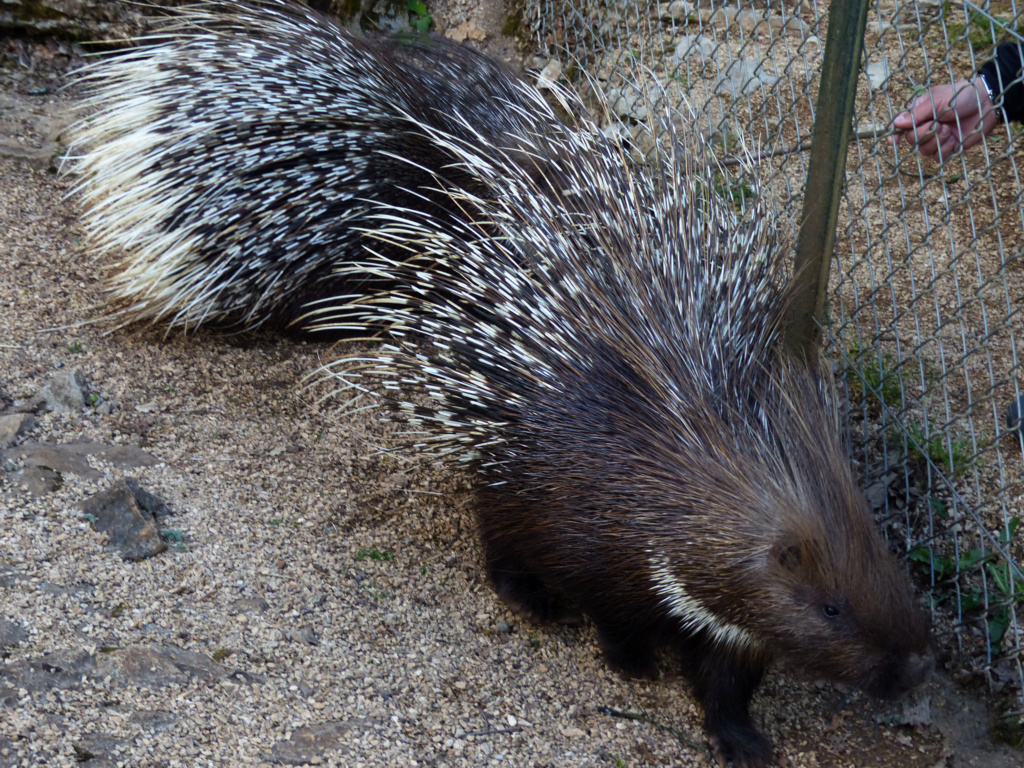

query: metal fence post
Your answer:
[785,0,870,362]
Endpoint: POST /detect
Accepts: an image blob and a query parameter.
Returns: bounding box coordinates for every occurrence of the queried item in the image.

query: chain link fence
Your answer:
[523,0,1024,720]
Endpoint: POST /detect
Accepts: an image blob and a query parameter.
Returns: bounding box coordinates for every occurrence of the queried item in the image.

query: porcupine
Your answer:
[69,1,934,766]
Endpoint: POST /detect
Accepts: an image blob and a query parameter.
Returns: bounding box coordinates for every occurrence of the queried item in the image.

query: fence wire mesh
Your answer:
[523,0,1024,718]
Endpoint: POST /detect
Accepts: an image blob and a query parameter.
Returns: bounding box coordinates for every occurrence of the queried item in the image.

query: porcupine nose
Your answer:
[893,649,934,694]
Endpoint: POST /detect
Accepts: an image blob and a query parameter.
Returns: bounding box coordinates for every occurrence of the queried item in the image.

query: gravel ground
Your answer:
[0,29,1022,768]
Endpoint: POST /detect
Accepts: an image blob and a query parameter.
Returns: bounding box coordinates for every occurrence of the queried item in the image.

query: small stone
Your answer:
[495,620,511,634]
[125,477,171,516]
[901,696,932,727]
[736,8,765,33]
[0,618,27,649]
[768,15,812,39]
[715,59,779,97]
[81,480,168,561]
[662,1,695,21]
[865,60,890,91]
[290,627,318,646]
[231,597,271,614]
[536,59,563,90]
[37,369,86,413]
[606,86,648,120]
[864,480,889,510]
[270,719,377,765]
[0,413,34,448]
[674,34,717,63]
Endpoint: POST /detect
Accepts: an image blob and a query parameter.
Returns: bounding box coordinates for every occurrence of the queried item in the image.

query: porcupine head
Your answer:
[688,398,930,767]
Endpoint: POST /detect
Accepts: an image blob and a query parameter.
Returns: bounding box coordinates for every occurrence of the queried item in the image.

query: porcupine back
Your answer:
[70,0,569,332]
[69,3,932,766]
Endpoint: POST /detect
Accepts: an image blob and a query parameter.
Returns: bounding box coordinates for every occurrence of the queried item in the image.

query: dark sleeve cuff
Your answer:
[978,42,1024,124]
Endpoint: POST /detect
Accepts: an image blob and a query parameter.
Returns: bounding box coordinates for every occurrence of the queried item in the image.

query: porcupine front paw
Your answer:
[707,721,773,768]
[695,647,772,768]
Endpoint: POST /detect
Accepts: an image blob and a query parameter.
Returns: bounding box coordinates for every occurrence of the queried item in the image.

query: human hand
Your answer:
[891,78,1000,160]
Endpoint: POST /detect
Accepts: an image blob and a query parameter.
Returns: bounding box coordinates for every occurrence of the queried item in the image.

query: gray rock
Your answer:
[95,645,226,687]
[768,15,813,39]
[674,34,717,63]
[605,85,648,121]
[72,733,127,766]
[100,445,161,469]
[1,442,159,480]
[130,709,179,731]
[231,597,270,614]
[0,618,27,649]
[864,479,889,510]
[662,1,695,22]
[8,466,63,496]
[865,59,890,91]
[13,443,100,479]
[1006,394,1024,434]
[0,413,34,448]
[289,627,319,646]
[270,719,377,765]
[81,481,168,561]
[0,645,260,708]
[715,59,779,97]
[2,440,161,498]
[125,477,171,517]
[0,649,96,707]
[0,567,25,588]
[901,696,932,727]
[36,369,86,414]
[864,472,897,511]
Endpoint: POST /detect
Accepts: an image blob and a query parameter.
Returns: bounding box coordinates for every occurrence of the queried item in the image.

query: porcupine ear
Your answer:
[770,536,818,580]
[770,535,834,598]
[773,541,803,573]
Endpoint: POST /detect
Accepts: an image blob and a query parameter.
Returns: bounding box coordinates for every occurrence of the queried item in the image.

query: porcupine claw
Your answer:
[709,729,773,768]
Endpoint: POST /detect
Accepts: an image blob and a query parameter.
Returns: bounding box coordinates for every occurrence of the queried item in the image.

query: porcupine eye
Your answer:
[822,604,840,619]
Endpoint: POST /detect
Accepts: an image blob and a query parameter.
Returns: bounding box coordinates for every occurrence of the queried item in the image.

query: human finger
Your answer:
[934,134,961,162]
[896,118,936,148]
[916,123,957,159]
